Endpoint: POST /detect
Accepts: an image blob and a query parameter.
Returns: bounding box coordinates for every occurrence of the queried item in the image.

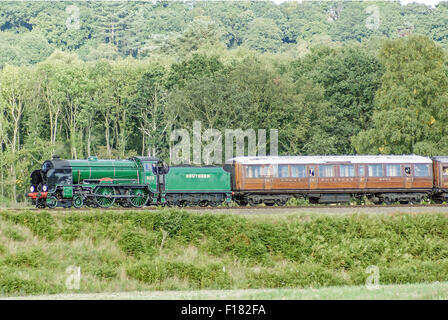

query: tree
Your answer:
[17,32,54,64]
[176,16,225,55]
[353,35,448,155]
[30,4,89,51]
[43,51,90,159]
[243,18,283,53]
[107,59,146,158]
[166,56,306,158]
[166,54,224,89]
[0,65,35,201]
[290,46,383,154]
[133,64,170,157]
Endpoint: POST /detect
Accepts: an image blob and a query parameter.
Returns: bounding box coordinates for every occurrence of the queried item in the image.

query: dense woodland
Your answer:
[1,1,448,202]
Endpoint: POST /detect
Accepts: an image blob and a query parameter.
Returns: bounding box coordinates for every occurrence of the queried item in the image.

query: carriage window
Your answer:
[291,165,306,177]
[443,167,448,176]
[319,165,335,177]
[359,165,365,177]
[368,164,383,177]
[262,166,270,176]
[415,164,430,177]
[245,165,261,178]
[278,165,289,177]
[340,165,355,177]
[386,164,401,177]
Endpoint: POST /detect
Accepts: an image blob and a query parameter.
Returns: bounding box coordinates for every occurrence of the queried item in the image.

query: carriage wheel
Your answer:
[409,196,422,205]
[275,199,286,206]
[128,188,149,208]
[95,186,116,208]
[73,195,83,208]
[178,200,188,207]
[199,200,209,207]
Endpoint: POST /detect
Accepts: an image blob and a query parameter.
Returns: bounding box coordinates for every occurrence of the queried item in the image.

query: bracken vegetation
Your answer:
[1,209,448,296]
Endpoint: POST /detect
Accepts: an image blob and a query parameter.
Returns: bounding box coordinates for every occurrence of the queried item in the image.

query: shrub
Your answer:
[2,211,56,241]
[126,260,232,289]
[3,248,45,268]
[3,228,26,241]
[286,197,311,206]
[118,228,157,257]
[0,274,49,295]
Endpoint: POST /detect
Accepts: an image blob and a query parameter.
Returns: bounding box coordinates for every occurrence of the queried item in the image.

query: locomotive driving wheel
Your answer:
[95,186,116,208]
[127,188,149,208]
[46,196,58,209]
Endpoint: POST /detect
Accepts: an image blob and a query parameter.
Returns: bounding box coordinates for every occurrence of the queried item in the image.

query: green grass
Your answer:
[1,208,448,297]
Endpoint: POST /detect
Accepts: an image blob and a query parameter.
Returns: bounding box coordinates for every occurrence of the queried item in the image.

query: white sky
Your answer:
[272,0,446,7]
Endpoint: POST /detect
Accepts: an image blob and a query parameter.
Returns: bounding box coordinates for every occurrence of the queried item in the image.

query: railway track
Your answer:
[2,203,448,212]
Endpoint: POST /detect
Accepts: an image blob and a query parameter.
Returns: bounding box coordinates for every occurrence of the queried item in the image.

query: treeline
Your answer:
[1,34,448,203]
[1,1,448,66]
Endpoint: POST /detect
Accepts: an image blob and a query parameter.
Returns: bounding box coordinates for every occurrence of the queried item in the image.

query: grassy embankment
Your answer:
[1,208,448,297]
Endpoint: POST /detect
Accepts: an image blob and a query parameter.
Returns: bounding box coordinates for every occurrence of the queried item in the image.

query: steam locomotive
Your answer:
[28,156,231,208]
[26,155,448,208]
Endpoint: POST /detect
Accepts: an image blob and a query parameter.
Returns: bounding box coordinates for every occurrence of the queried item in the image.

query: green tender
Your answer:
[164,166,231,192]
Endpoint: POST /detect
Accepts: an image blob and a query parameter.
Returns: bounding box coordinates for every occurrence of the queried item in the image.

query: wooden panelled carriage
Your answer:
[431,156,448,202]
[225,155,434,205]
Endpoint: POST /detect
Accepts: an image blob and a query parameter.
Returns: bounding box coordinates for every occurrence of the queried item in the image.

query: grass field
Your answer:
[1,208,448,298]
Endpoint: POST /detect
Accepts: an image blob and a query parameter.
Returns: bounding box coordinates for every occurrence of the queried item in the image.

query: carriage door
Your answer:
[309,165,317,189]
[264,165,272,191]
[358,165,366,189]
[404,164,413,188]
[441,162,448,188]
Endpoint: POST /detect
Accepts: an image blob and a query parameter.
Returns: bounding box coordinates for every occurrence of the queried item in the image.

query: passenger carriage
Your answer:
[431,156,448,203]
[225,155,434,205]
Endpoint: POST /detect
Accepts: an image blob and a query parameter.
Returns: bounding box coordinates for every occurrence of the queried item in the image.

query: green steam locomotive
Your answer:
[27,156,232,208]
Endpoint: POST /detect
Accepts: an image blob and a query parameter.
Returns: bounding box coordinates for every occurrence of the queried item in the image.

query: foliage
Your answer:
[353,35,448,155]
[0,1,448,64]
[0,2,447,204]
[1,209,448,295]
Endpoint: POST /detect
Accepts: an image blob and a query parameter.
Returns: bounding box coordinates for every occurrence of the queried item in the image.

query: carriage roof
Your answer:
[226,155,432,165]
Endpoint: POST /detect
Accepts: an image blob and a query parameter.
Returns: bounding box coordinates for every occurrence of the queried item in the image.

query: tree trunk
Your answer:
[10,164,16,203]
[141,133,145,156]
[1,168,3,199]
[105,118,111,158]
[87,126,92,157]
